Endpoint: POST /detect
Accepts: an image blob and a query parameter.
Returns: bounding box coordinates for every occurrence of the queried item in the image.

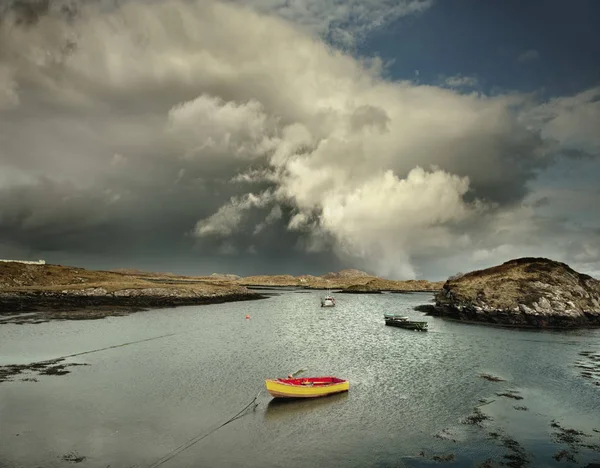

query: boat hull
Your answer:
[265,378,349,398]
[385,318,428,331]
[321,293,336,307]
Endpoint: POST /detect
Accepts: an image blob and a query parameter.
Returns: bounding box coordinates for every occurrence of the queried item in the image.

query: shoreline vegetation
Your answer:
[0,262,442,324]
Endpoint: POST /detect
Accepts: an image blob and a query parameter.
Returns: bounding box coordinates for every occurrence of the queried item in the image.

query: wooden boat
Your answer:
[265,376,349,398]
[384,313,428,331]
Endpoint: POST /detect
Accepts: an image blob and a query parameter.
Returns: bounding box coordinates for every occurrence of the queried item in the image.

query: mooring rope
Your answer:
[31,333,181,364]
[63,333,180,359]
[138,368,306,468]
[143,390,262,468]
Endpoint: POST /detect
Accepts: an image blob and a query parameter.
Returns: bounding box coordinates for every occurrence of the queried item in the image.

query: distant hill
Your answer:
[321,269,371,279]
[236,270,443,292]
[210,273,241,280]
[236,274,298,286]
[0,262,444,305]
[111,268,176,277]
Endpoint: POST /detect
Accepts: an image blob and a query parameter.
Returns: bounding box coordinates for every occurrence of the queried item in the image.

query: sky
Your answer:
[0,0,599,280]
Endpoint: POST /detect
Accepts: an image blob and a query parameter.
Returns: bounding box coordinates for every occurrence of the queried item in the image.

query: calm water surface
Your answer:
[1,291,599,467]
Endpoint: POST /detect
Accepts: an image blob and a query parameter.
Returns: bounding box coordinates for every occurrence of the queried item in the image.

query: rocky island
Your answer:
[430,257,600,328]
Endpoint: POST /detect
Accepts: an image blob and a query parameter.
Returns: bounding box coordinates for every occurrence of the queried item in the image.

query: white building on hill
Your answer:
[0,259,46,265]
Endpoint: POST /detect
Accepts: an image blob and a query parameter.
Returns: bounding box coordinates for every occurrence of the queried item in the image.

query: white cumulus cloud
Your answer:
[0,0,598,279]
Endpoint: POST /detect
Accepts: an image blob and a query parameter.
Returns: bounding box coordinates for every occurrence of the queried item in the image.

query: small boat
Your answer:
[384,313,428,331]
[265,376,349,399]
[321,295,335,307]
[321,290,336,307]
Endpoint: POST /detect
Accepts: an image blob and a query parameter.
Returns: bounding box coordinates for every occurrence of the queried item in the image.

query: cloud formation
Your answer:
[521,87,600,155]
[441,74,479,89]
[225,0,433,45]
[0,0,598,279]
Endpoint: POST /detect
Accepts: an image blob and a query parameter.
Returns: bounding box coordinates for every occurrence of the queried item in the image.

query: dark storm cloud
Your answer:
[0,0,598,278]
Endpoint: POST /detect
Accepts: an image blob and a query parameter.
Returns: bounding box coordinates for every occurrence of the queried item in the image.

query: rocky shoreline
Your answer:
[0,288,264,324]
[427,258,600,329]
[0,260,268,324]
[0,288,263,313]
[427,304,600,329]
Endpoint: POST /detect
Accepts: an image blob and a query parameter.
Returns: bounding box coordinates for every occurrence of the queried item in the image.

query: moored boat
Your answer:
[321,295,336,307]
[265,376,349,398]
[384,313,428,331]
[321,289,336,307]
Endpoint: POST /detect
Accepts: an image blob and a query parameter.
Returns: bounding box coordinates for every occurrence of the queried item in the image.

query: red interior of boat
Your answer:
[276,376,345,386]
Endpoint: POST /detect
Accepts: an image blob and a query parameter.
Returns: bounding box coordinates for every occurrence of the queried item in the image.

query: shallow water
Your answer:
[1,291,599,467]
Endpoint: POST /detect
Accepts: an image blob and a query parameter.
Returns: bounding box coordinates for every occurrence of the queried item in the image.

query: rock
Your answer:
[518,303,533,314]
[537,297,551,310]
[337,281,382,294]
[431,453,455,462]
[210,273,241,280]
[432,257,600,329]
[321,269,372,279]
[480,373,505,382]
[62,450,86,463]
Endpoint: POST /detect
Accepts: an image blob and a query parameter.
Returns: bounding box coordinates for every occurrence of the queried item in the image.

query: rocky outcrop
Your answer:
[237,274,298,286]
[338,282,383,294]
[322,269,372,280]
[339,278,443,294]
[0,263,264,318]
[210,273,241,280]
[0,286,262,314]
[431,257,600,328]
[366,278,443,292]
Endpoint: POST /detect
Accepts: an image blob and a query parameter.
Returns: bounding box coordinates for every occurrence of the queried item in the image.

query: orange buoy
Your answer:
[246,314,250,319]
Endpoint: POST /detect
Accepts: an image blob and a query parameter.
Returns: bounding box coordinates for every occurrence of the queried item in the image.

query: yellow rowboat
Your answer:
[265,376,349,399]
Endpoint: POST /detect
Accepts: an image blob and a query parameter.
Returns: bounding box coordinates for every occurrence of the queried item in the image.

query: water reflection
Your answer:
[263,393,349,421]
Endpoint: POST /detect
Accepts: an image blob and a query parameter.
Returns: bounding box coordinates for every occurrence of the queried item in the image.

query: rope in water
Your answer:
[134,369,306,468]
[62,333,180,359]
[141,390,262,468]
[33,333,181,364]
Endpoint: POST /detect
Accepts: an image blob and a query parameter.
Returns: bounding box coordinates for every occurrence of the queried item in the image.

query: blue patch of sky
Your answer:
[530,156,600,190]
[527,157,600,227]
[359,0,600,98]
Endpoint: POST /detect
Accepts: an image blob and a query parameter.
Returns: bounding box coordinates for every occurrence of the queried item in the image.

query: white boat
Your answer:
[321,291,336,307]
